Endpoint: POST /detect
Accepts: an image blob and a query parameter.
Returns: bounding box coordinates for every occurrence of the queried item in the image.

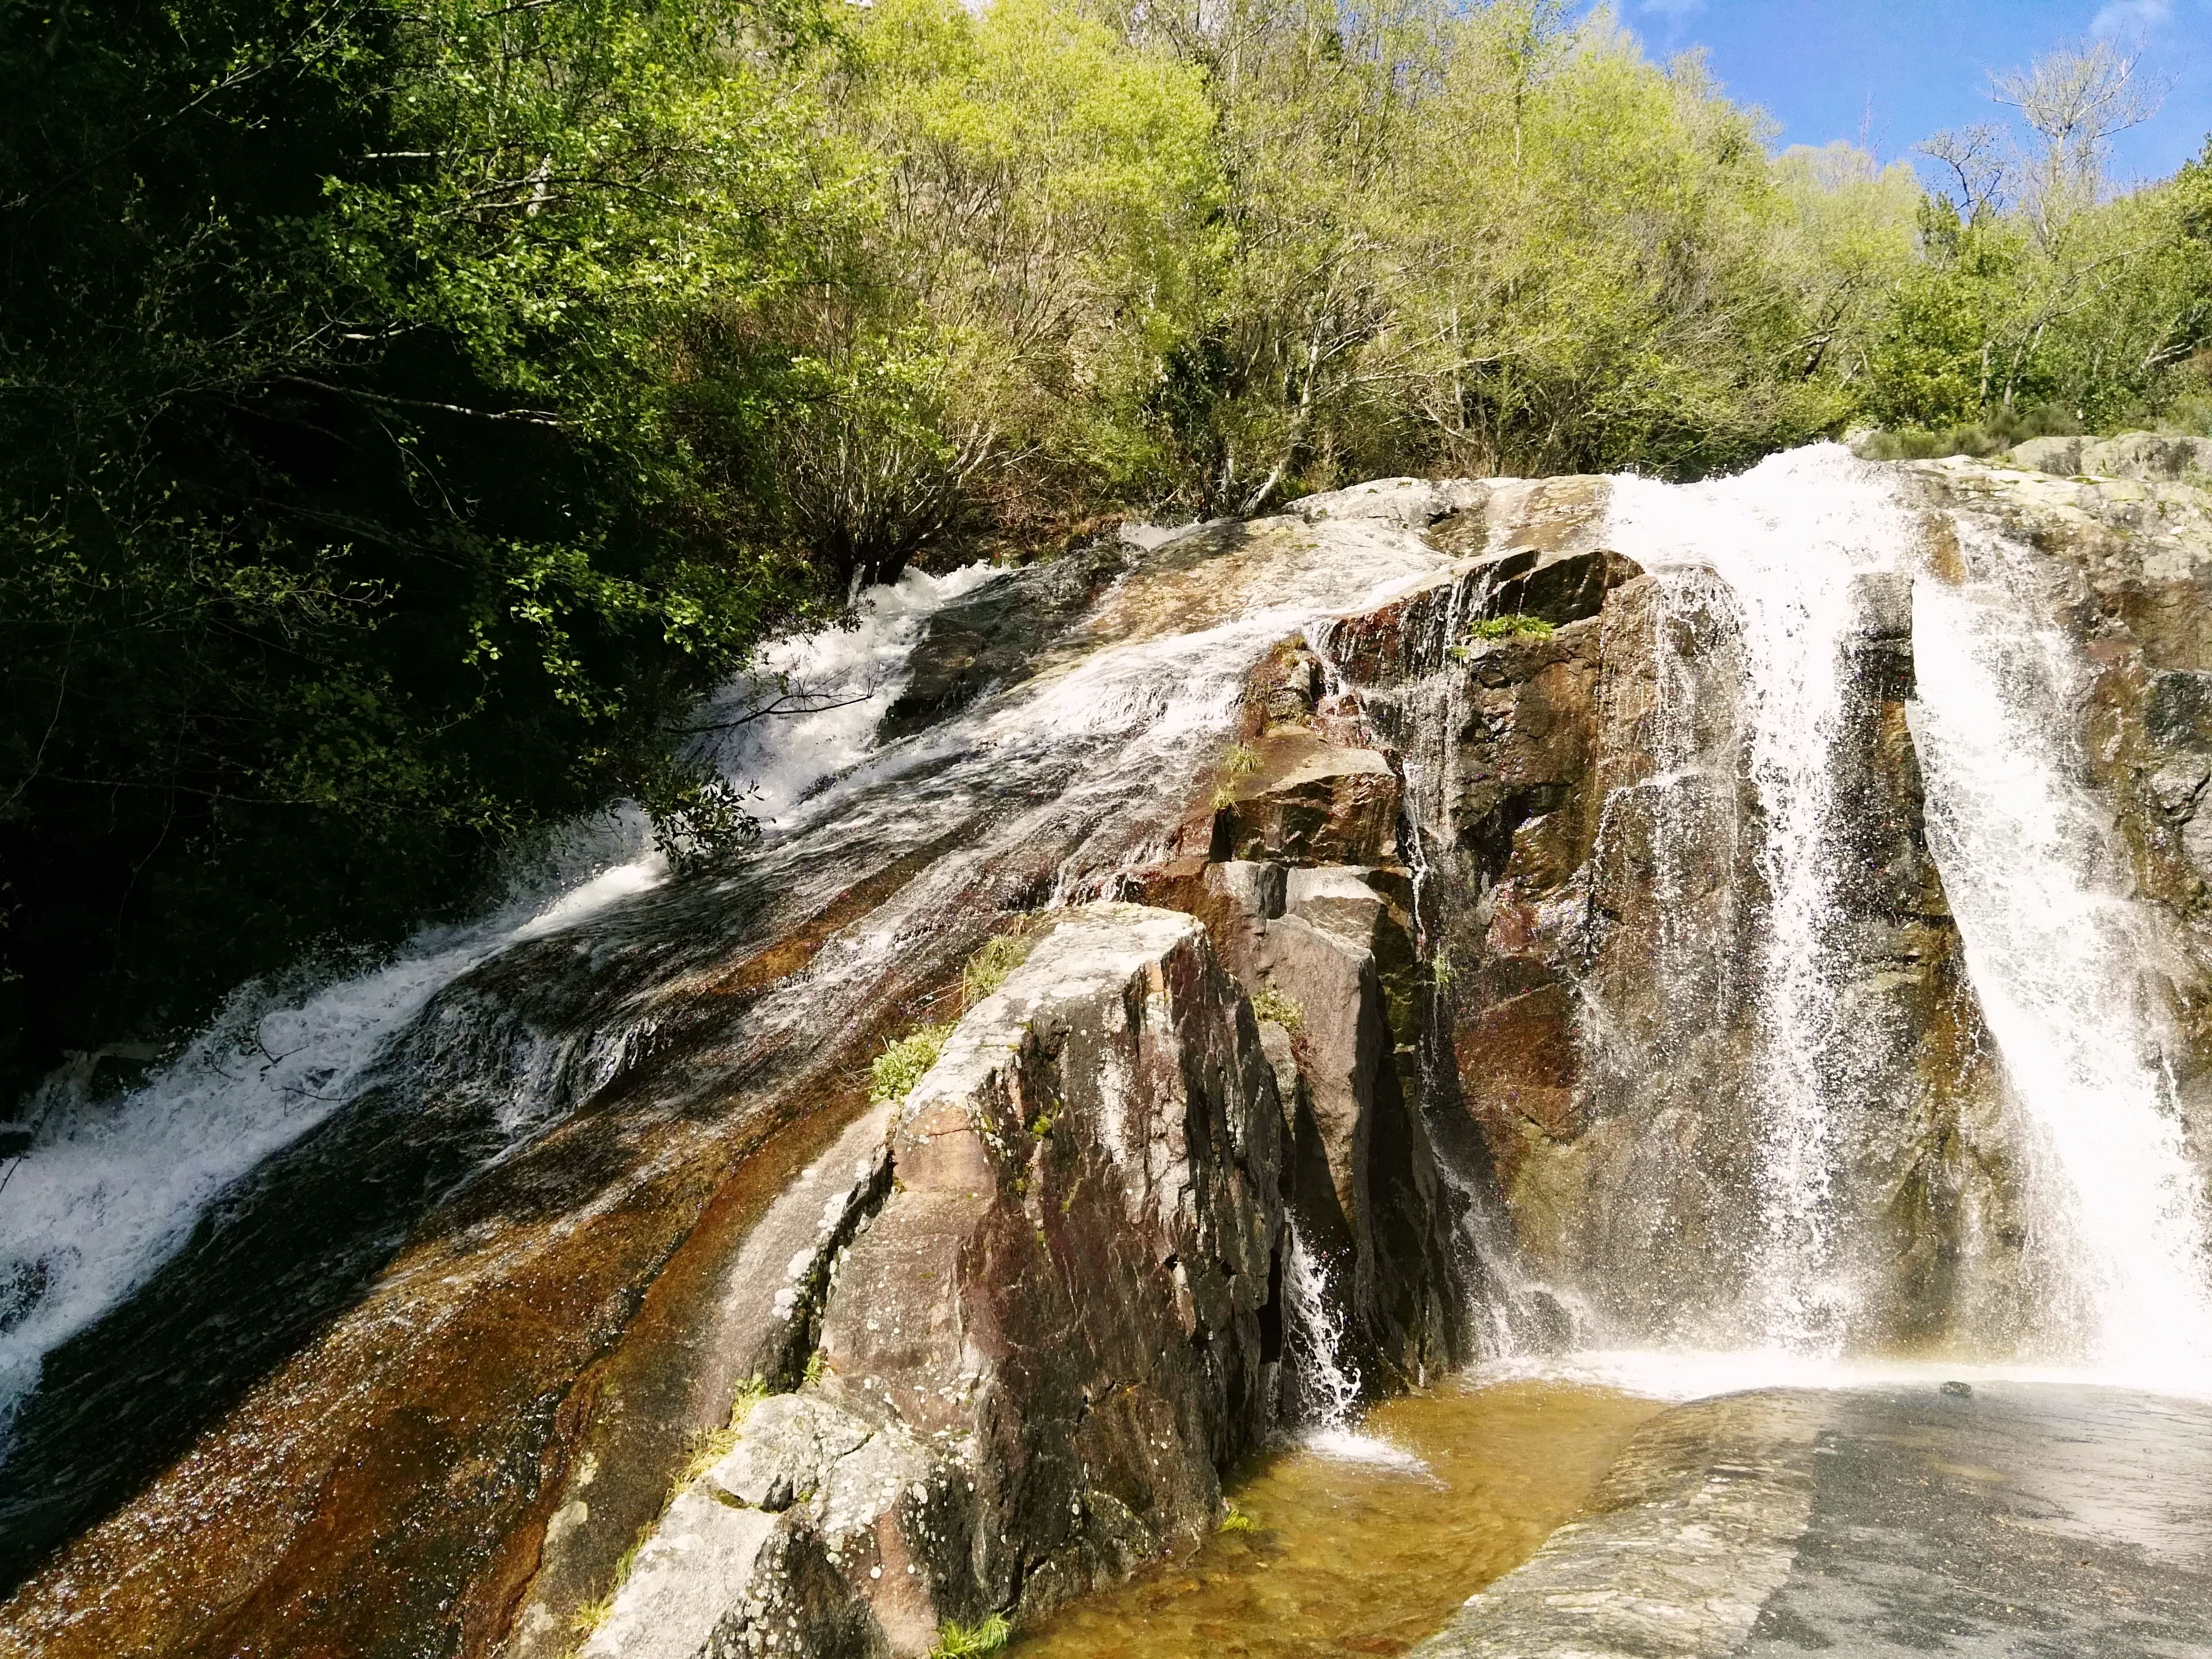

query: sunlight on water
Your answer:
[1604,444,1913,1353]
[1911,524,2212,1381]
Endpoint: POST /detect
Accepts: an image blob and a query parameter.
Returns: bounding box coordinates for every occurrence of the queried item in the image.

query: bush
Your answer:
[933,1616,1011,1657]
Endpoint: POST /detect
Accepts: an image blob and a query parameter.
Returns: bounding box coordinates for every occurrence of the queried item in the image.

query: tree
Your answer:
[0,0,845,1099]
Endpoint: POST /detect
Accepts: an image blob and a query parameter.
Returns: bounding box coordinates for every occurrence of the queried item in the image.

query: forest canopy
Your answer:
[4,0,2210,1104]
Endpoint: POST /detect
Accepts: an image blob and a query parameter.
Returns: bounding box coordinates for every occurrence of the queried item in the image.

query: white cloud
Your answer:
[2091,0,2172,36]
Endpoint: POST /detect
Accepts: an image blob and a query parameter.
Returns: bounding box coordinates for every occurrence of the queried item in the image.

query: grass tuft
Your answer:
[961,921,1038,1009]
[1212,741,1263,809]
[1470,612,1555,640]
[570,1526,652,1637]
[933,1615,1012,1656]
[870,1023,957,1104]
[678,1425,740,1487]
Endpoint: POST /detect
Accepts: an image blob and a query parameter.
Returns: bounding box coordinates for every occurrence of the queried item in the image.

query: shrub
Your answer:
[1250,984,1304,1033]
[933,1616,1012,1657]
[961,923,1039,1008]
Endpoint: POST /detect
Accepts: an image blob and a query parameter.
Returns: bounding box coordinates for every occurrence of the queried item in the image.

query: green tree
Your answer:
[0,0,844,1097]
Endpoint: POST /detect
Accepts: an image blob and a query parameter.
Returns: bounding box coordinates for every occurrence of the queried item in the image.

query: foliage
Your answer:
[0,0,841,1099]
[7,0,2212,1103]
[932,1616,1012,1657]
[1249,983,1304,1034]
[1469,614,1556,641]
[1861,40,2212,447]
[868,1021,956,1104]
[1212,742,1263,808]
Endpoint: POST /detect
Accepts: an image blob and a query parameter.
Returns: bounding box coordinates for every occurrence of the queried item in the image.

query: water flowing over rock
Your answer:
[7,445,2212,1657]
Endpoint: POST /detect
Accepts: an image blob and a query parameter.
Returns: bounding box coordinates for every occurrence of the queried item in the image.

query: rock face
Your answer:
[575,904,1287,1658]
[1326,472,2026,1352]
[2007,432,2212,485]
[1905,457,2212,1203]
[22,450,2212,1659]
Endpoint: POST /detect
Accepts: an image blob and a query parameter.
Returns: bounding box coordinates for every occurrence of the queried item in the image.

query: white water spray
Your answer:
[1283,1221,1362,1429]
[1606,446,1914,1351]
[1911,520,2212,1380]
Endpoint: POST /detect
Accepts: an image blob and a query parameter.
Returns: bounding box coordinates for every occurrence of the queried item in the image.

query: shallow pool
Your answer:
[1008,1379,1661,1658]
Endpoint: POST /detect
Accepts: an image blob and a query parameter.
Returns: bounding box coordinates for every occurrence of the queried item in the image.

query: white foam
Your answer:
[1301,1427,1436,1477]
[698,562,1004,827]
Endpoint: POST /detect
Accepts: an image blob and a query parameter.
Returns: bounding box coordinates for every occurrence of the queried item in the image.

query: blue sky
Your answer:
[1610,1,2212,186]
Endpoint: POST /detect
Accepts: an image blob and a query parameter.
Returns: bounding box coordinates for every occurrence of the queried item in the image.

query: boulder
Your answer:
[581,904,1288,1657]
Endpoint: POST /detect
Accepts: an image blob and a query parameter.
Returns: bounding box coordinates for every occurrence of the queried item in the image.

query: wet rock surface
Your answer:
[0,506,1462,1657]
[1412,1382,2212,1658]
[15,451,2212,1659]
[1905,457,2212,1228]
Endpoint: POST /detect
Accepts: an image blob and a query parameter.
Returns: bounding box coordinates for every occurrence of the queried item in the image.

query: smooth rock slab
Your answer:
[1411,1382,2212,1658]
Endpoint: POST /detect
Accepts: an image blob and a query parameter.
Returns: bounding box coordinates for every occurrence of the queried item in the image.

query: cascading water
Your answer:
[1911,516,2212,1379]
[1581,443,2212,1378]
[1604,447,1915,1352]
[1283,1220,1362,1429]
[0,562,1002,1456]
[0,512,1464,1596]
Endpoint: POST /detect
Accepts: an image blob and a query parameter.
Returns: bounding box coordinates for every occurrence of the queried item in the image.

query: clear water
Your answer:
[1006,1379,1658,1659]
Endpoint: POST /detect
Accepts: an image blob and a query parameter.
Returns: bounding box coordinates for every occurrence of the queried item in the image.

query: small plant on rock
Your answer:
[961,921,1038,1008]
[933,1614,1012,1656]
[1212,741,1262,808]
[1250,983,1304,1033]
[870,1023,957,1104]
[1448,613,1554,660]
[677,1424,741,1488]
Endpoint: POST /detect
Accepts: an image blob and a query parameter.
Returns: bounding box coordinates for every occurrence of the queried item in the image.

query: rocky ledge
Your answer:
[572,904,1285,1659]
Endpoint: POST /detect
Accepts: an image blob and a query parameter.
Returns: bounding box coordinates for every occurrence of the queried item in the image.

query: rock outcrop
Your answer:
[1320,471,2027,1352]
[1905,457,2212,1194]
[2006,432,2212,486]
[574,904,1286,1659]
[24,449,2212,1659]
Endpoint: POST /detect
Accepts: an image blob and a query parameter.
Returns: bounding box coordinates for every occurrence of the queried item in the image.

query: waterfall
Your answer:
[0,510,1464,1565]
[1604,447,1914,1352]
[1910,518,2212,1378]
[1283,1221,1362,1428]
[1589,443,2212,1376]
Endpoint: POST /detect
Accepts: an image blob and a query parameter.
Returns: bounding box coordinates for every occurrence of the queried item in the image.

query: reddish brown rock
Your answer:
[1209,732,1402,867]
